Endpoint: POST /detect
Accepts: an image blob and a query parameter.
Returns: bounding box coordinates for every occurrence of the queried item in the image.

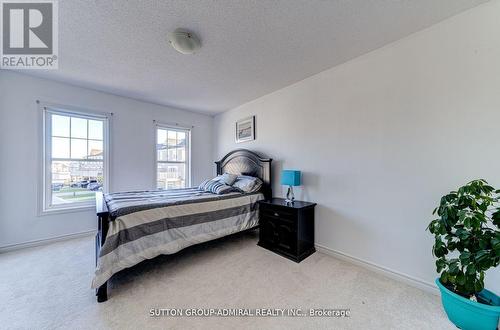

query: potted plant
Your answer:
[428,179,500,330]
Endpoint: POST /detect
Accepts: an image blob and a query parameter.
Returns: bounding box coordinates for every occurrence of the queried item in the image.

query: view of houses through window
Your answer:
[46,110,107,208]
[156,126,189,189]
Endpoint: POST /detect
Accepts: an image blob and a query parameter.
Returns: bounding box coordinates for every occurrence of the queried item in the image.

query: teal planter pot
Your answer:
[436,279,500,330]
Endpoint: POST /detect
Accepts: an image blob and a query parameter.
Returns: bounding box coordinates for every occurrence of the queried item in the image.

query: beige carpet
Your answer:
[0,231,453,330]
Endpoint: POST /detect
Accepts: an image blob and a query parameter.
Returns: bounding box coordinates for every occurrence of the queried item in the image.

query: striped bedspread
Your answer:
[92,188,263,288]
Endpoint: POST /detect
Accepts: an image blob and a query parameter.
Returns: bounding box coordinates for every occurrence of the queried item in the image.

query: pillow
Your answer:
[198,176,222,189]
[219,173,238,186]
[198,178,235,194]
[198,179,211,190]
[233,176,263,193]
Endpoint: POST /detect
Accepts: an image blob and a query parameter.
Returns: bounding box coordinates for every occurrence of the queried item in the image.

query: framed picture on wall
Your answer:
[235,116,255,143]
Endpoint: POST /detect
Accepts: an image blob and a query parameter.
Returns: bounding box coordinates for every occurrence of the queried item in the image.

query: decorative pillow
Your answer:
[233,176,263,193]
[198,177,235,194]
[198,176,221,190]
[205,180,236,194]
[198,179,212,190]
[219,173,238,186]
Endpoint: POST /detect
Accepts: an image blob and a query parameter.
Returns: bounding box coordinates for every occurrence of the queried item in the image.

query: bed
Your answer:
[93,149,272,302]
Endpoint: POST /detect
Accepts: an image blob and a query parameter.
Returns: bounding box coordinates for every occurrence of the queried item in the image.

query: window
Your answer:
[156,125,190,189]
[42,105,109,212]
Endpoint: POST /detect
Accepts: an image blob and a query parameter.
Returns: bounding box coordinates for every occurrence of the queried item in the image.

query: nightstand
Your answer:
[257,198,316,262]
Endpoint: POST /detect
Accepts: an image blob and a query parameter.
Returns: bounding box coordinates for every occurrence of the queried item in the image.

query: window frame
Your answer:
[154,122,191,190]
[39,102,110,215]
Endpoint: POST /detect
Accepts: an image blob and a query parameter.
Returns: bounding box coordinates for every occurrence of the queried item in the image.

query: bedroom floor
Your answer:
[0,231,453,330]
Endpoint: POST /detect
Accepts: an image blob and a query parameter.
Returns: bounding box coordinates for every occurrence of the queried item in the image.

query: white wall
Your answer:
[214,1,500,293]
[0,71,214,248]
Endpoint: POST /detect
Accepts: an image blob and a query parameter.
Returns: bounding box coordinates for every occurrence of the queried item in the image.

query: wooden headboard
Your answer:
[215,149,272,200]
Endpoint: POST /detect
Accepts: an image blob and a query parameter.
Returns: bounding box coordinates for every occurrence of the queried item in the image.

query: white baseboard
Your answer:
[315,243,439,296]
[0,230,96,253]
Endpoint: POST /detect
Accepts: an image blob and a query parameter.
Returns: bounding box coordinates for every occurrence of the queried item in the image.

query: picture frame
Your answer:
[235,116,255,143]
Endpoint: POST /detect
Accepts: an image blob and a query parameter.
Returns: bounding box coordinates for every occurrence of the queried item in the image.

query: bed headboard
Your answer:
[215,149,272,200]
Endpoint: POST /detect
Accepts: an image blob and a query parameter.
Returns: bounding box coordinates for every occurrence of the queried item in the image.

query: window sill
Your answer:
[38,204,95,217]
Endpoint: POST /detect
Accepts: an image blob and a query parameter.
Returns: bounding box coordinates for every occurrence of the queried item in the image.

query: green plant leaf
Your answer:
[475,250,489,262]
[466,264,476,275]
[464,217,471,229]
[465,277,474,292]
[483,185,494,193]
[459,251,471,263]
[436,259,446,273]
[448,260,460,275]
[440,272,448,284]
[474,280,483,293]
[478,239,488,250]
[492,210,500,227]
[492,236,500,253]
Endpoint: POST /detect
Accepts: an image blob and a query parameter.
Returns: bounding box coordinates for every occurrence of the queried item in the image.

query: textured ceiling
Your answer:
[20,0,488,114]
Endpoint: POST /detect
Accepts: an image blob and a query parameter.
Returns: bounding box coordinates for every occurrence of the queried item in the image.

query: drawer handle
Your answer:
[274,212,279,217]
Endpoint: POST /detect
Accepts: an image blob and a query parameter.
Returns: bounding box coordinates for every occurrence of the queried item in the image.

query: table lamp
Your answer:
[281,170,301,204]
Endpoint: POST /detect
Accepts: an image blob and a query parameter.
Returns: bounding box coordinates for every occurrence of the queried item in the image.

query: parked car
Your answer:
[51,183,64,191]
[71,180,95,188]
[87,181,102,191]
[71,180,85,188]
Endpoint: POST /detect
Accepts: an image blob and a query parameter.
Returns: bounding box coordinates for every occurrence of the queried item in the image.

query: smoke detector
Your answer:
[168,29,201,55]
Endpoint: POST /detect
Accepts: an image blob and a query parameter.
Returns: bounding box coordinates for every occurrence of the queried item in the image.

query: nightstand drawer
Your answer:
[261,207,295,221]
[261,213,296,227]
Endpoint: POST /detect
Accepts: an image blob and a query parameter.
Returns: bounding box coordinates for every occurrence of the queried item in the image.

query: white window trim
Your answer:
[38,101,111,215]
[154,122,191,190]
